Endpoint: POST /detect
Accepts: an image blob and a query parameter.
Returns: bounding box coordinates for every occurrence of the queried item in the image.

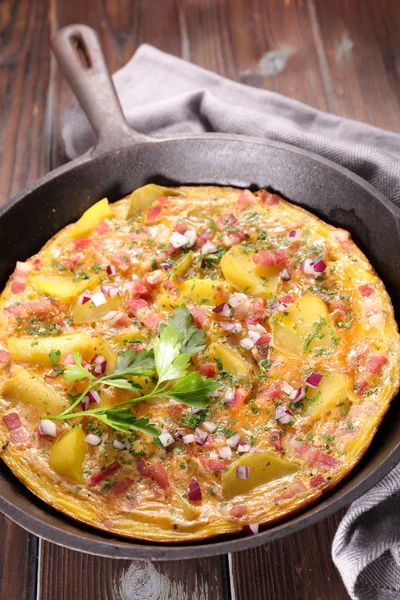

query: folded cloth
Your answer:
[62,44,400,599]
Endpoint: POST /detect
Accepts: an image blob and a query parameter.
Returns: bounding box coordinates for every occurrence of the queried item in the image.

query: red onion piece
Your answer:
[274,404,293,424]
[183,434,195,444]
[240,337,254,350]
[91,354,107,375]
[312,259,327,273]
[281,381,294,395]
[287,230,300,241]
[158,430,175,447]
[300,259,315,275]
[160,262,173,271]
[228,293,248,308]
[113,439,128,450]
[39,419,57,437]
[87,390,101,404]
[187,477,202,501]
[213,302,231,317]
[78,290,93,305]
[289,386,305,404]
[281,268,291,281]
[237,442,251,453]
[202,421,217,433]
[84,433,102,446]
[219,446,233,460]
[236,465,250,480]
[226,433,241,448]
[242,523,259,535]
[305,372,323,388]
[194,428,208,445]
[91,291,107,307]
[223,387,235,403]
[81,396,90,411]
[101,284,121,298]
[221,321,242,333]
[190,406,202,414]
[106,264,117,276]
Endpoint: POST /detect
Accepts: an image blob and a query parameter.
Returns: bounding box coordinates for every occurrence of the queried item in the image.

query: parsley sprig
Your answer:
[45,305,219,437]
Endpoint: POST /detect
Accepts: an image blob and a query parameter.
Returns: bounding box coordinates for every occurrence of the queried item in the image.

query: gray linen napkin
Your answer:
[62,44,400,599]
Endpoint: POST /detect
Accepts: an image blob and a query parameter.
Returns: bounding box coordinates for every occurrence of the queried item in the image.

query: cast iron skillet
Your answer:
[0,25,399,561]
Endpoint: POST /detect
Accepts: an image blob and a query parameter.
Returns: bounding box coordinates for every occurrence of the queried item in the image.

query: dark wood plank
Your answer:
[0,514,38,600]
[230,509,349,600]
[38,542,230,600]
[313,0,400,131]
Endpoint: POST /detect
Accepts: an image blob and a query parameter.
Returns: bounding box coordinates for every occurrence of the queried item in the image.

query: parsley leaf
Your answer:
[99,408,160,436]
[168,371,219,409]
[63,352,92,382]
[48,349,64,376]
[153,323,190,384]
[113,348,155,377]
[165,304,206,356]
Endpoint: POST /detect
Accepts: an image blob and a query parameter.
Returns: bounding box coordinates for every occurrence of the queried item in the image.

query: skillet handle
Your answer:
[51,24,150,154]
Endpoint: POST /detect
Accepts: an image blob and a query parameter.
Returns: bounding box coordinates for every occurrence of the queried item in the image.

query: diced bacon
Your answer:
[151,464,170,491]
[110,477,134,495]
[137,458,151,477]
[95,219,113,235]
[310,474,326,488]
[200,457,227,473]
[280,294,293,305]
[196,231,214,246]
[255,335,271,356]
[367,355,387,375]
[16,299,54,317]
[216,214,238,232]
[10,261,32,294]
[269,431,284,454]
[276,480,306,501]
[167,404,184,419]
[32,258,42,270]
[126,298,149,316]
[261,384,282,400]
[112,313,132,327]
[244,298,265,326]
[156,196,169,206]
[10,280,26,294]
[253,249,288,266]
[5,304,21,315]
[3,413,22,431]
[175,222,186,234]
[188,306,210,329]
[89,461,121,486]
[354,378,368,397]
[60,352,75,366]
[230,505,248,518]
[330,301,348,317]
[131,281,151,298]
[221,232,245,248]
[359,284,374,297]
[230,387,248,409]
[144,270,163,287]
[198,363,216,378]
[10,428,29,444]
[142,310,162,330]
[72,237,91,250]
[259,190,279,206]
[236,189,254,209]
[146,206,161,223]
[0,349,10,363]
[161,279,180,297]
[62,258,79,270]
[318,453,342,469]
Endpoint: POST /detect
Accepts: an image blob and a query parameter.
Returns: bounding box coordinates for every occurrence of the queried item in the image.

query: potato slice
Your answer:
[68,198,113,239]
[49,427,86,483]
[112,330,149,347]
[90,334,117,374]
[2,367,67,415]
[127,184,181,219]
[179,279,229,306]
[8,332,94,367]
[220,245,280,298]
[208,342,252,384]
[222,451,298,498]
[174,251,193,277]
[31,274,99,299]
[272,294,336,357]
[72,287,124,324]
[305,373,352,416]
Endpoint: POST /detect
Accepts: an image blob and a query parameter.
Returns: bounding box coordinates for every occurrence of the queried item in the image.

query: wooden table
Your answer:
[1,1,399,598]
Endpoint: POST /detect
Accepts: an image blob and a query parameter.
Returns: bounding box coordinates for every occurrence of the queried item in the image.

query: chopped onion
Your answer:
[287,230,301,241]
[202,421,217,433]
[194,428,208,445]
[91,355,107,376]
[240,337,254,350]
[248,323,266,334]
[184,229,197,247]
[201,241,218,255]
[300,258,315,275]
[226,433,241,448]
[221,321,242,333]
[237,442,251,453]
[161,262,173,271]
[183,434,195,444]
[242,523,259,535]
[190,406,202,414]
[158,430,175,447]
[282,381,294,395]
[213,302,231,317]
[223,387,235,403]
[247,329,261,343]
[101,310,118,322]
[228,293,248,308]
[312,259,327,273]
[187,477,202,501]
[305,372,323,388]
[84,433,102,446]
[78,290,93,305]
[81,396,90,411]
[91,291,107,307]
[289,386,305,404]
[168,399,180,406]
[113,439,128,450]
[39,419,57,437]
[275,404,293,424]
[106,264,117,276]
[170,231,189,248]
[100,284,122,298]
[219,446,233,460]
[281,268,291,281]
[87,390,101,404]
[236,465,250,480]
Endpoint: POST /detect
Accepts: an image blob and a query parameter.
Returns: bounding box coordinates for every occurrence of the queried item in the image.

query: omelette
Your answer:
[0,185,398,542]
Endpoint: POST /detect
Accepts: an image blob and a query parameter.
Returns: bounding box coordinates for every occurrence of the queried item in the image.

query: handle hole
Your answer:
[70,34,92,69]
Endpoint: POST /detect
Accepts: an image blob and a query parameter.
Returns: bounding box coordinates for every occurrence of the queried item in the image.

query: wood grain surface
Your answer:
[1,0,399,598]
